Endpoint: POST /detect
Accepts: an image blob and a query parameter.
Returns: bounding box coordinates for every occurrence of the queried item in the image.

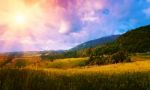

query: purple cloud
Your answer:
[0,0,149,52]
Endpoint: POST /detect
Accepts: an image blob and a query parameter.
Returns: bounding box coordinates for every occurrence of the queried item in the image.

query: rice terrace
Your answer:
[0,0,150,90]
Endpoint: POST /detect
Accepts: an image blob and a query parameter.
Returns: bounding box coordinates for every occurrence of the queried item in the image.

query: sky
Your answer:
[0,0,150,52]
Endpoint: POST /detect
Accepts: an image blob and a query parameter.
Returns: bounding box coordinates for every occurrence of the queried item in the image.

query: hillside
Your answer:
[53,25,150,59]
[117,25,150,52]
[71,35,120,50]
[71,25,150,53]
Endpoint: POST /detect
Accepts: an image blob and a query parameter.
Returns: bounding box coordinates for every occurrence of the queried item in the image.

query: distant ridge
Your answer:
[71,35,120,50]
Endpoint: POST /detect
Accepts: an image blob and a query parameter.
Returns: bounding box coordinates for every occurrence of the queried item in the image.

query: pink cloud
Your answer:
[59,20,71,34]
[0,0,148,52]
[144,8,150,17]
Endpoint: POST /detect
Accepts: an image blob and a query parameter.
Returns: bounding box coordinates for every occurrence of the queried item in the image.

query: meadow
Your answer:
[0,54,150,90]
[39,58,88,69]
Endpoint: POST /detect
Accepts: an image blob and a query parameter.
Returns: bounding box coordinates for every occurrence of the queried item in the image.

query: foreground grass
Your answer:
[1,68,150,90]
[0,54,150,90]
[1,57,150,90]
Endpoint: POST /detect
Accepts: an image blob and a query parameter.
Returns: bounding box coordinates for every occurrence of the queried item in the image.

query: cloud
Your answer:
[144,8,150,17]
[143,0,150,17]
[0,0,150,52]
[59,20,71,34]
[23,0,39,6]
[147,0,150,3]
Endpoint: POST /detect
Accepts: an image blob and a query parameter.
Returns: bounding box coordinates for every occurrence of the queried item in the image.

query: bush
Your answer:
[87,51,131,65]
[41,54,54,62]
[88,55,111,65]
[15,59,27,68]
[111,51,131,63]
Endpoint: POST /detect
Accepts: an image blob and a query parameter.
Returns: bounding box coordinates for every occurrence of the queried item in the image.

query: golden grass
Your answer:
[25,55,150,75]
[1,54,150,90]
[39,58,88,68]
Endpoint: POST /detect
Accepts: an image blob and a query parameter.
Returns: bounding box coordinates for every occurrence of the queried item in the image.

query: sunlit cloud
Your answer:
[59,20,71,34]
[0,0,150,52]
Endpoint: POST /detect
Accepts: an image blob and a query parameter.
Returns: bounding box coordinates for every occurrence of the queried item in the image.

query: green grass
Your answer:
[1,54,150,90]
[0,68,150,90]
[131,53,150,61]
[137,53,150,59]
[39,58,88,69]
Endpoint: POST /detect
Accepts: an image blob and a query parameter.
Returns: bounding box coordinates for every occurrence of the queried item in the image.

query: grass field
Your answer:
[0,54,150,90]
[39,58,88,69]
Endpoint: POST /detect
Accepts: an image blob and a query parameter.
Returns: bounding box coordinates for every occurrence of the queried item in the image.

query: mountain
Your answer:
[116,25,150,53]
[71,35,120,50]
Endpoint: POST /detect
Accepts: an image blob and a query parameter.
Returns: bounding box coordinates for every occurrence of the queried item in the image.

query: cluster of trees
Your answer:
[87,50,131,65]
[86,42,131,65]
[78,25,150,65]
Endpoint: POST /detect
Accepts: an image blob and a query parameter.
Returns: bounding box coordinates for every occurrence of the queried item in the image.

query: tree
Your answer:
[111,51,131,63]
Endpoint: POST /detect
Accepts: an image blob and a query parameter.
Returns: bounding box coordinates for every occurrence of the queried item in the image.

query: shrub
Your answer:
[88,55,111,65]
[41,54,54,62]
[15,59,27,68]
[87,51,131,65]
[111,51,131,63]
